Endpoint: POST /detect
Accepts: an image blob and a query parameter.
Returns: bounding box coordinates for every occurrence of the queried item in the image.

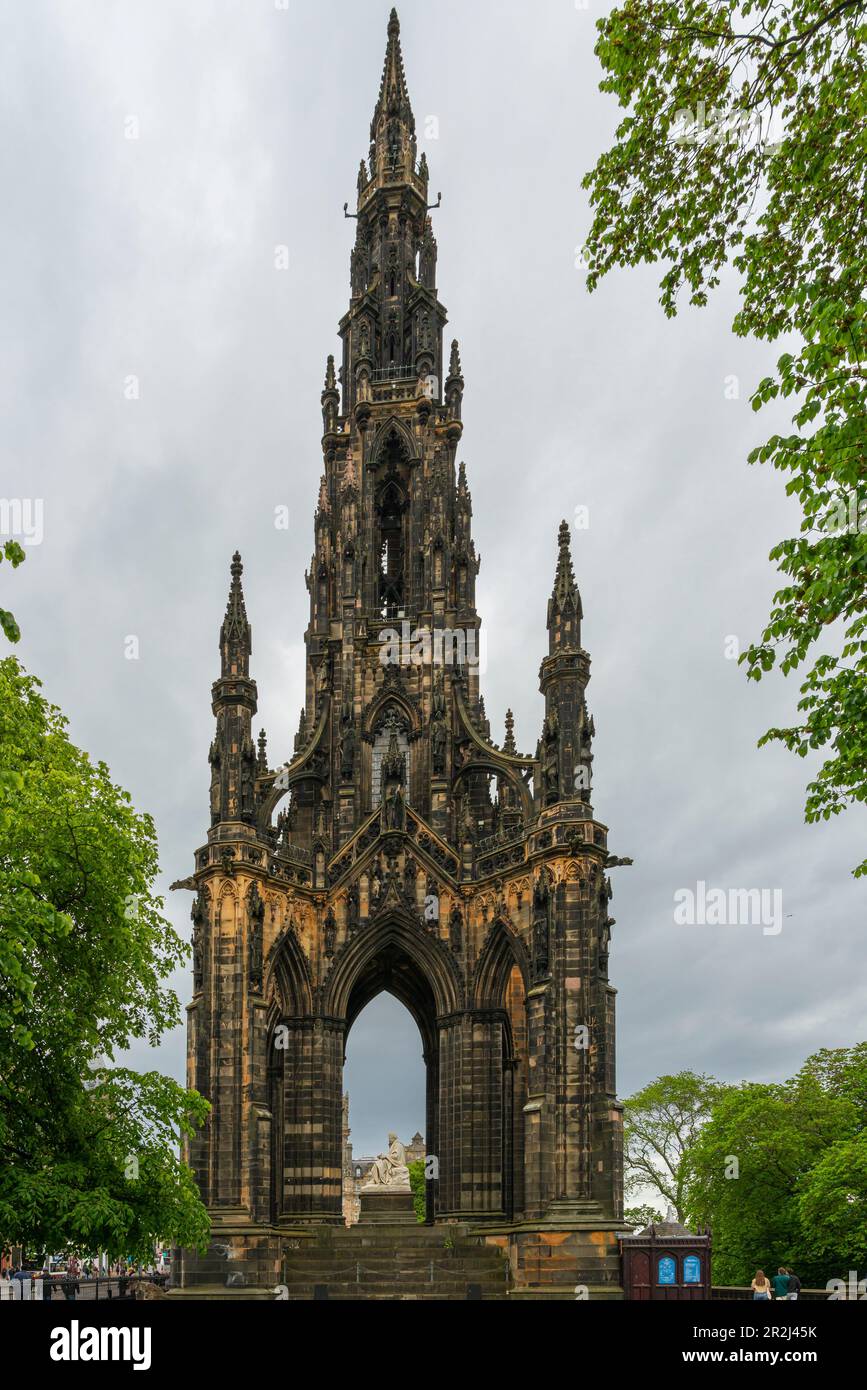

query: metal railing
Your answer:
[0,1273,169,1301]
[370,366,417,383]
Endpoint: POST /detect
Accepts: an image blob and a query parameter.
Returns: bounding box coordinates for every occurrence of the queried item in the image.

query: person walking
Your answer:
[785,1268,801,1300]
[772,1267,790,1300]
[751,1269,773,1300]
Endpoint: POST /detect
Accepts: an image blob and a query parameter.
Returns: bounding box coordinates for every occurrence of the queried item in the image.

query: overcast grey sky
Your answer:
[1,0,863,1159]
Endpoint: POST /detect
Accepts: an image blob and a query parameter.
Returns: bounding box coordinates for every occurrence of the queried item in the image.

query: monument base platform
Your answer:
[359,1188,417,1224]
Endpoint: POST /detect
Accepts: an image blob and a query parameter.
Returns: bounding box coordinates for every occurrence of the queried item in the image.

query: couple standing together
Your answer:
[751,1267,801,1300]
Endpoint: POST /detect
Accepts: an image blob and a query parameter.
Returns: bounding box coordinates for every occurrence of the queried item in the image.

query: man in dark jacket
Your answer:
[785,1268,801,1300]
[772,1268,790,1299]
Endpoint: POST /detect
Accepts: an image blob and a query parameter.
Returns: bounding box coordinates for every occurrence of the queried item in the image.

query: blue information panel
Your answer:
[683,1255,702,1285]
[657,1256,676,1286]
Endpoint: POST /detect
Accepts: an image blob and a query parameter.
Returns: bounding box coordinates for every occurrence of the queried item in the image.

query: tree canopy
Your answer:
[684,1045,867,1285]
[0,539,25,644]
[0,656,209,1261]
[583,0,867,876]
[623,1070,727,1217]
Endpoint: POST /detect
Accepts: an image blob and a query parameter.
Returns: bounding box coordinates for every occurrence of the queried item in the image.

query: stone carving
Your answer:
[208,739,222,825]
[370,859,384,904]
[361,1133,410,1190]
[449,901,463,953]
[385,782,405,829]
[240,737,256,820]
[247,882,265,992]
[346,880,360,933]
[430,717,446,776]
[191,889,207,993]
[340,719,357,782]
[324,905,337,959]
[532,868,550,979]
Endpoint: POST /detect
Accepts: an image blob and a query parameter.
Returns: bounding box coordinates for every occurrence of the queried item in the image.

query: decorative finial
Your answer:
[343,448,357,490]
[504,709,516,755]
[553,520,577,604]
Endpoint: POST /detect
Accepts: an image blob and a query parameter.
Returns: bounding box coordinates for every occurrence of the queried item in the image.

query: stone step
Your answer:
[307,1230,488,1247]
[278,1224,509,1299]
[284,1256,505,1273]
[278,1282,507,1300]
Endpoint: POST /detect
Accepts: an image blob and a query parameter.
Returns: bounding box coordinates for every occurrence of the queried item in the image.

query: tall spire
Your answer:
[220,551,252,676]
[210,551,257,831]
[372,9,415,137]
[547,521,582,651]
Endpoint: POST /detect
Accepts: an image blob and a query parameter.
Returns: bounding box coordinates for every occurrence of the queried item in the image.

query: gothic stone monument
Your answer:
[177,9,626,1298]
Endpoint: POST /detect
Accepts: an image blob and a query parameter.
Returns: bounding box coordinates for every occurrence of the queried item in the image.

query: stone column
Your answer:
[276,1018,344,1222]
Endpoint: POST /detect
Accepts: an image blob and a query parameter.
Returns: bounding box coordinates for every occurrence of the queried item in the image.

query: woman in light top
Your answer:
[751,1269,773,1300]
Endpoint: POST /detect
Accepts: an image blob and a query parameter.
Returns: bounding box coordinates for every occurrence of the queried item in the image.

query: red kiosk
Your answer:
[621,1218,712,1300]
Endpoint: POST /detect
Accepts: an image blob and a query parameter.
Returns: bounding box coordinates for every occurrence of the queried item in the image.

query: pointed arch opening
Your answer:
[474,919,530,1220]
[343,993,426,1224]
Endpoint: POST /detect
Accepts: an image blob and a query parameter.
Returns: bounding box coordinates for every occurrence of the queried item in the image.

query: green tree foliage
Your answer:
[583,0,867,875]
[0,539,25,644]
[0,657,210,1261]
[624,1203,665,1230]
[408,1159,426,1223]
[684,1045,867,1285]
[623,1071,726,1217]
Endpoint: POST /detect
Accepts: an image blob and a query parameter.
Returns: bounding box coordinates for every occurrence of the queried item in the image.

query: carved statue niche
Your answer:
[247,883,265,993]
[532,868,551,980]
[449,901,463,953]
[240,737,256,821]
[431,674,446,722]
[419,218,437,289]
[598,920,611,979]
[370,858,384,904]
[460,794,477,845]
[346,880,360,933]
[430,713,447,777]
[425,876,439,928]
[208,739,222,825]
[191,889,208,994]
[380,716,407,805]
[404,855,418,896]
[351,228,369,298]
[542,711,560,807]
[324,906,337,960]
[385,782,405,830]
[339,708,357,783]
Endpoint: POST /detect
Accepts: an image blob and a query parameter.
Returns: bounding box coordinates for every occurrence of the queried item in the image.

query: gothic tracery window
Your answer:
[376,469,406,619]
[371,707,410,807]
